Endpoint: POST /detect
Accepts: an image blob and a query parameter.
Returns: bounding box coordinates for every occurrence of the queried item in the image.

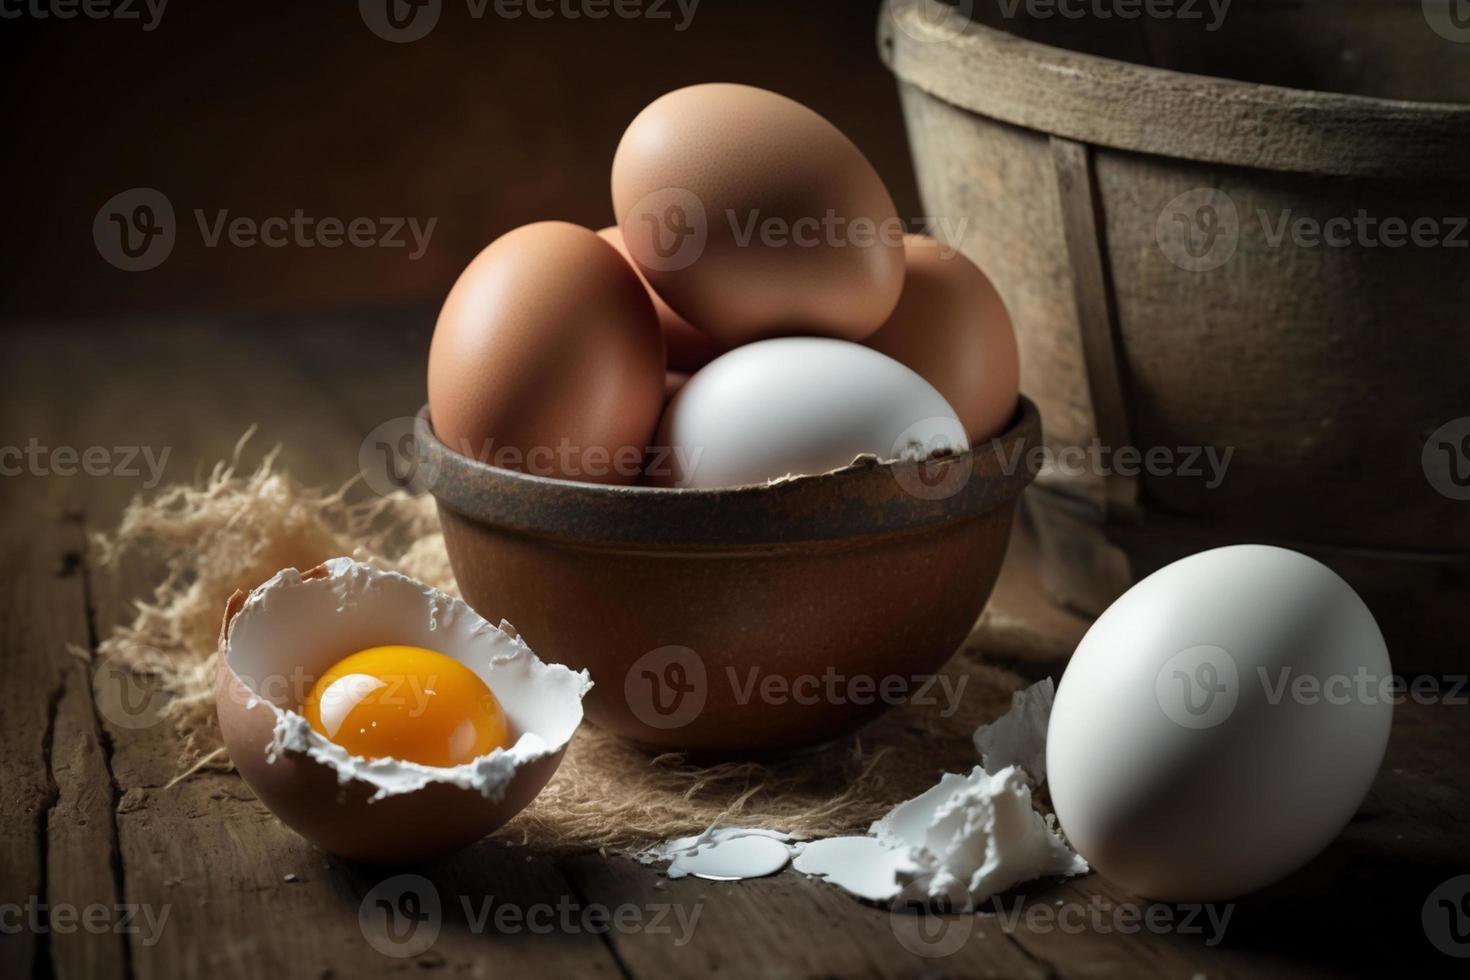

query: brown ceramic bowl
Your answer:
[416,398,1041,754]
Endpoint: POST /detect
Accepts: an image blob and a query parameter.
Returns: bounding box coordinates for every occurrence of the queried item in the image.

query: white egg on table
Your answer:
[652,337,967,489]
[1046,545,1393,902]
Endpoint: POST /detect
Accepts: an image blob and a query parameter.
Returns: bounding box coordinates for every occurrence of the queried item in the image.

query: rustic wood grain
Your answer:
[0,521,74,979]
[4,318,1469,979]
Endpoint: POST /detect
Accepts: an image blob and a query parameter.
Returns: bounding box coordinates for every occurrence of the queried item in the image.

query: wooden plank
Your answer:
[7,315,1470,979]
[561,852,1056,980]
[0,331,128,980]
[0,520,73,979]
[47,516,128,980]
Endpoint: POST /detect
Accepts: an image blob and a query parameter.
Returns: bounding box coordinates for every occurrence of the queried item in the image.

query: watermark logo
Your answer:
[623,188,708,273]
[991,437,1233,489]
[1156,188,1239,272]
[93,188,437,271]
[0,439,171,488]
[361,0,698,39]
[889,416,972,501]
[625,645,707,730]
[0,899,171,947]
[1424,0,1470,43]
[1424,875,1470,957]
[1155,644,1238,729]
[360,0,442,42]
[888,904,975,957]
[988,894,1233,945]
[991,0,1230,31]
[94,188,176,272]
[360,874,442,959]
[1159,187,1467,270]
[1424,418,1470,501]
[360,417,442,496]
[1,0,168,29]
[889,0,974,44]
[93,654,170,731]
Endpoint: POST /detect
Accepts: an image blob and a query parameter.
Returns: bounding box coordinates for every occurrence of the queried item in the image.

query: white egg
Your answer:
[1046,545,1392,902]
[654,337,966,489]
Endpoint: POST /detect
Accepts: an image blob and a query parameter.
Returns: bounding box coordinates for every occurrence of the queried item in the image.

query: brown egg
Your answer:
[428,222,664,485]
[612,83,905,348]
[864,235,1021,443]
[597,225,728,371]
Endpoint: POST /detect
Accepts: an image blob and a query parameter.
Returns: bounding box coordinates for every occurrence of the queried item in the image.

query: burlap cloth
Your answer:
[95,442,1033,852]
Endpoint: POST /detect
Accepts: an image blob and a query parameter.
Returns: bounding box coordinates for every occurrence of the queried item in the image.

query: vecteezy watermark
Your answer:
[0,898,171,948]
[1257,210,1469,250]
[625,646,708,730]
[1156,644,1239,730]
[988,895,1234,946]
[888,903,976,958]
[360,875,442,958]
[94,188,437,272]
[1424,875,1470,958]
[0,439,171,488]
[359,0,699,42]
[1155,645,1468,730]
[1424,418,1470,501]
[359,417,443,497]
[990,0,1231,31]
[0,0,168,30]
[94,187,176,272]
[992,437,1235,489]
[890,416,973,501]
[1157,188,1470,271]
[1156,188,1240,272]
[358,874,703,959]
[887,0,975,44]
[427,432,705,485]
[620,188,969,273]
[623,646,968,730]
[93,654,173,731]
[1423,0,1470,43]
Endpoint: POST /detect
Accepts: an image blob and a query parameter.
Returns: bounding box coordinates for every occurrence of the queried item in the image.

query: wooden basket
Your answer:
[880,0,1470,669]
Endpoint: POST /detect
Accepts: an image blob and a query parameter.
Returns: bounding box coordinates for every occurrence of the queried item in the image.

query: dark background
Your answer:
[0,0,920,319]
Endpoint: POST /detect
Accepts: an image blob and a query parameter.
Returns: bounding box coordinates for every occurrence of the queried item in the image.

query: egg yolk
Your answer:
[303,645,512,767]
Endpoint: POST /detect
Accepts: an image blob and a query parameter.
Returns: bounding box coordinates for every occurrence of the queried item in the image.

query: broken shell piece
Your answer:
[792,837,920,902]
[215,558,591,865]
[973,678,1056,784]
[794,766,1087,909]
[873,765,1087,909]
[668,834,792,881]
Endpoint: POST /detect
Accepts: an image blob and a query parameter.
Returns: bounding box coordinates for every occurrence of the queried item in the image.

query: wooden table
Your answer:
[3,316,1467,979]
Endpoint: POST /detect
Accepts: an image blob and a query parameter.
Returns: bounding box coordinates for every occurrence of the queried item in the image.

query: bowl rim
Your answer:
[416,396,1042,547]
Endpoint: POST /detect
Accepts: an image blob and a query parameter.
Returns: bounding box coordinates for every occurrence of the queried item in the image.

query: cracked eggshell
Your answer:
[215,558,590,865]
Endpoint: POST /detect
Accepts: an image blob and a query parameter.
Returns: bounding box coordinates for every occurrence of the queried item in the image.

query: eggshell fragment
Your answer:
[215,558,590,865]
[793,837,919,903]
[864,236,1020,443]
[973,678,1055,784]
[668,834,791,881]
[612,83,905,347]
